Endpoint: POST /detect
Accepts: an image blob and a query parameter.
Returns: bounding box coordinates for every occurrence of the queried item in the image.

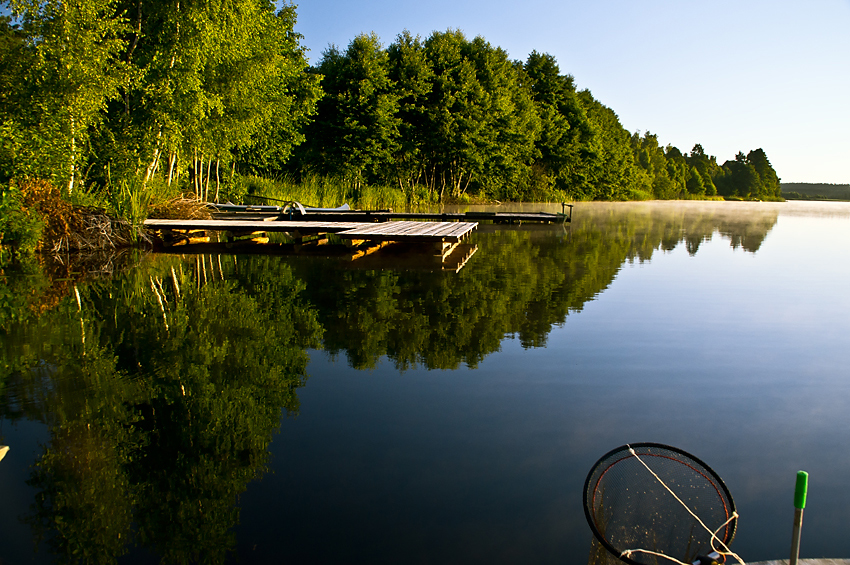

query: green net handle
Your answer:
[794,471,808,510]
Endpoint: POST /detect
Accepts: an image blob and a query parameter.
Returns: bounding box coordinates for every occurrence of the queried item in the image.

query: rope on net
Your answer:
[619,445,747,565]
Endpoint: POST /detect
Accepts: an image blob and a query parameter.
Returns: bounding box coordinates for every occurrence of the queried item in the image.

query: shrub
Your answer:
[0,181,46,256]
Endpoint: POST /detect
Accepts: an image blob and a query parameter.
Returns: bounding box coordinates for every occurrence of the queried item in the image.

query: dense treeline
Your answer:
[781,183,850,201]
[0,0,321,194]
[0,0,781,239]
[281,32,782,203]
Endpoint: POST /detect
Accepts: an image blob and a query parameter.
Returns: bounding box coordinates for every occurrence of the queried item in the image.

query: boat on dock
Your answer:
[207,201,572,224]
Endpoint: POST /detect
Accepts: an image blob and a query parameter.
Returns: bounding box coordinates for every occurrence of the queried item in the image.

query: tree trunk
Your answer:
[167,151,176,185]
[144,142,161,186]
[192,149,198,197]
[205,156,212,202]
[68,115,76,195]
[215,158,220,203]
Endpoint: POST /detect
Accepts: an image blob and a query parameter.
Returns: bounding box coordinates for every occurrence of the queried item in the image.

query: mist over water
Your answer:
[1,201,849,563]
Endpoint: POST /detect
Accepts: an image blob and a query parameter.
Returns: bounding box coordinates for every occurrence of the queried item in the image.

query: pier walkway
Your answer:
[144,218,477,243]
[143,218,479,270]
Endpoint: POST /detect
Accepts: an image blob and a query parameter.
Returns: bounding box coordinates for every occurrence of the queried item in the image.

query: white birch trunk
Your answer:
[205,156,212,202]
[167,151,176,185]
[68,115,76,195]
[215,159,220,203]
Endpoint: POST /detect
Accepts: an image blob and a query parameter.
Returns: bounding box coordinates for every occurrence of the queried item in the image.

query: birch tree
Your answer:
[4,0,127,193]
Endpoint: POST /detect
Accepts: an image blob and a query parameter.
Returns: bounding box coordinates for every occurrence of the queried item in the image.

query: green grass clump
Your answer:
[234,175,413,210]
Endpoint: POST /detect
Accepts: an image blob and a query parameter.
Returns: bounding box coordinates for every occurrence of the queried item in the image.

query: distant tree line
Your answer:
[781,183,850,201]
[0,1,781,209]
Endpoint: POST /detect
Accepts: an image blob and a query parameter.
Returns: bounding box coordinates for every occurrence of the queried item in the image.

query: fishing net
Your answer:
[583,443,740,565]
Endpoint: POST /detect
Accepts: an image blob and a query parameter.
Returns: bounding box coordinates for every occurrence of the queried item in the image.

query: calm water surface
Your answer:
[1,201,849,564]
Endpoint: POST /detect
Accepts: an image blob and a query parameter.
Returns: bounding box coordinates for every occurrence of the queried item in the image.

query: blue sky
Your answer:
[292,0,850,184]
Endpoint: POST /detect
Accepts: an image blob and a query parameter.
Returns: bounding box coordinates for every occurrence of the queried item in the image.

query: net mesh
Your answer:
[583,443,737,565]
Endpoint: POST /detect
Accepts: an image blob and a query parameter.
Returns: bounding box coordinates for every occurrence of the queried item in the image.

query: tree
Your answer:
[524,51,597,199]
[420,29,490,199]
[227,4,322,180]
[715,152,764,198]
[301,33,401,190]
[95,0,319,197]
[686,165,706,195]
[578,90,644,200]
[746,148,781,200]
[419,31,539,200]
[386,30,432,199]
[4,0,128,193]
[686,144,718,196]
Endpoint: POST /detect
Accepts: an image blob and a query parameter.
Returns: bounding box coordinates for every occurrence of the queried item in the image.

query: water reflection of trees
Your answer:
[292,203,779,370]
[1,255,322,563]
[0,203,779,562]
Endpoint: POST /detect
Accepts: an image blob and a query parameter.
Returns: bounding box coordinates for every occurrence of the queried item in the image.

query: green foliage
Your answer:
[0,1,784,216]
[0,182,45,255]
[714,150,781,201]
[4,0,129,193]
[629,136,781,202]
[235,173,411,211]
[305,33,401,188]
[1,0,320,211]
[523,52,596,199]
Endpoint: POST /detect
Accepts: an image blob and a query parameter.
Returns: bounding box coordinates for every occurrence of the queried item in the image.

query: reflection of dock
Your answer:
[346,243,478,273]
[143,218,479,271]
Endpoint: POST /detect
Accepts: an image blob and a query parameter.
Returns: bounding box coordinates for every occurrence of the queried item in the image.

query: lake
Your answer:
[1,200,849,564]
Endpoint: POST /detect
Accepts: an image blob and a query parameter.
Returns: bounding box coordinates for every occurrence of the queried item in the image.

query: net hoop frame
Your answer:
[582,442,737,565]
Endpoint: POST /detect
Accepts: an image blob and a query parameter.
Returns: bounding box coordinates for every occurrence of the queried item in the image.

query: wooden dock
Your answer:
[333,220,477,243]
[144,218,477,242]
[144,218,370,236]
[143,218,479,270]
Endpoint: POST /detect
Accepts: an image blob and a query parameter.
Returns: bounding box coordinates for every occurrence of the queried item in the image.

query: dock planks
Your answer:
[144,218,478,242]
[144,218,371,235]
[336,220,477,243]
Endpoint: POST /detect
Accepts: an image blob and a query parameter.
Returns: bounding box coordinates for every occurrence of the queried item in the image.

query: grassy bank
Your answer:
[1,173,769,263]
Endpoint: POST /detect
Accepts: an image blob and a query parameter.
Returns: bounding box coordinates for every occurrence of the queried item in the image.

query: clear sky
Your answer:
[292,0,850,184]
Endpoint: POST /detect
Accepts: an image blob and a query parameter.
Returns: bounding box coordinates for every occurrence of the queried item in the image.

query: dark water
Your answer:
[1,201,849,564]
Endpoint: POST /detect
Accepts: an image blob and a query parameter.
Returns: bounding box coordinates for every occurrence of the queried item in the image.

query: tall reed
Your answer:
[235,174,426,211]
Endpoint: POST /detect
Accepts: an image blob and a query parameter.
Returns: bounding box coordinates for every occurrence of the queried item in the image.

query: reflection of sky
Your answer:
[547,212,850,559]
[239,205,850,563]
[0,419,50,564]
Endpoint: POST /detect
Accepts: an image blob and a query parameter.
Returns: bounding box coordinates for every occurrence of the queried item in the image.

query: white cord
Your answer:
[621,445,747,565]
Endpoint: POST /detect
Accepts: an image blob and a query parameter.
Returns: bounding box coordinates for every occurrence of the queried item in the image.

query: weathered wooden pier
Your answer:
[143,218,479,270]
[144,218,477,242]
[144,202,571,271]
